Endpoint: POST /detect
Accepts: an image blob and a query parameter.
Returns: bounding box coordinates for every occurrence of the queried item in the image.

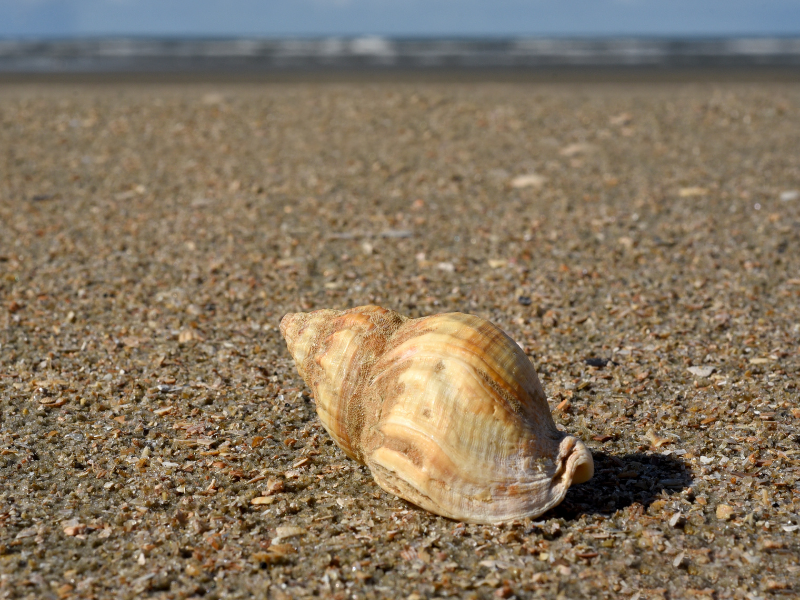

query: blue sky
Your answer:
[2,0,800,38]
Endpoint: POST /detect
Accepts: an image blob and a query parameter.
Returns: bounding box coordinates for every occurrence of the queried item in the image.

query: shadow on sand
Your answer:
[545,450,693,521]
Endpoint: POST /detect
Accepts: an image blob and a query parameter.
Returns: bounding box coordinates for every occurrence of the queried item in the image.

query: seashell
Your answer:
[279,305,593,524]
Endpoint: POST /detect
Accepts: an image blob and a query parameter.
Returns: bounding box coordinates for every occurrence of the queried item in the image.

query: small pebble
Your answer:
[510,173,546,188]
[687,366,715,377]
[779,190,798,202]
[716,504,735,521]
[669,513,686,528]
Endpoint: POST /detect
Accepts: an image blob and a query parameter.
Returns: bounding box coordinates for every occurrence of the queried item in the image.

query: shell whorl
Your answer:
[280,305,593,524]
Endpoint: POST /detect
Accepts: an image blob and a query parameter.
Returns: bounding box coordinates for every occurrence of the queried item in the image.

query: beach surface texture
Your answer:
[1,77,799,599]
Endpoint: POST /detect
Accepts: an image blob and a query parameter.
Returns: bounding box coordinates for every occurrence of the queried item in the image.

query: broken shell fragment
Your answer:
[279,305,593,524]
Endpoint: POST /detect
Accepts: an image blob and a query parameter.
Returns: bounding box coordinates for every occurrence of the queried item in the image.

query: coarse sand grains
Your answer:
[1,78,799,599]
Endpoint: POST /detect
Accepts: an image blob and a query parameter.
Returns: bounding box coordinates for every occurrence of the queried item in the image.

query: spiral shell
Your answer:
[280,305,593,524]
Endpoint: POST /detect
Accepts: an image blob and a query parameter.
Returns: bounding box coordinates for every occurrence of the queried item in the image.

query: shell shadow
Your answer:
[544,450,693,521]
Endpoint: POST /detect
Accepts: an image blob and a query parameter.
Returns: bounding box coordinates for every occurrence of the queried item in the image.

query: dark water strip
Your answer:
[1,37,800,73]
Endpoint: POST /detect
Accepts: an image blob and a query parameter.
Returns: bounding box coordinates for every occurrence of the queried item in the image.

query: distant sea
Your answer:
[1,37,799,73]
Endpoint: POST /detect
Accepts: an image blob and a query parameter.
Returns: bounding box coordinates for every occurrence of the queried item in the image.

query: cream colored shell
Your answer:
[280,305,593,524]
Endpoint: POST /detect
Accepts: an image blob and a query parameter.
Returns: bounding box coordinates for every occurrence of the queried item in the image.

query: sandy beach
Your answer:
[1,75,799,599]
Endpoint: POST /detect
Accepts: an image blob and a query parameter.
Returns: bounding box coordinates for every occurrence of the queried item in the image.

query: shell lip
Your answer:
[570,447,594,485]
[559,436,594,486]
